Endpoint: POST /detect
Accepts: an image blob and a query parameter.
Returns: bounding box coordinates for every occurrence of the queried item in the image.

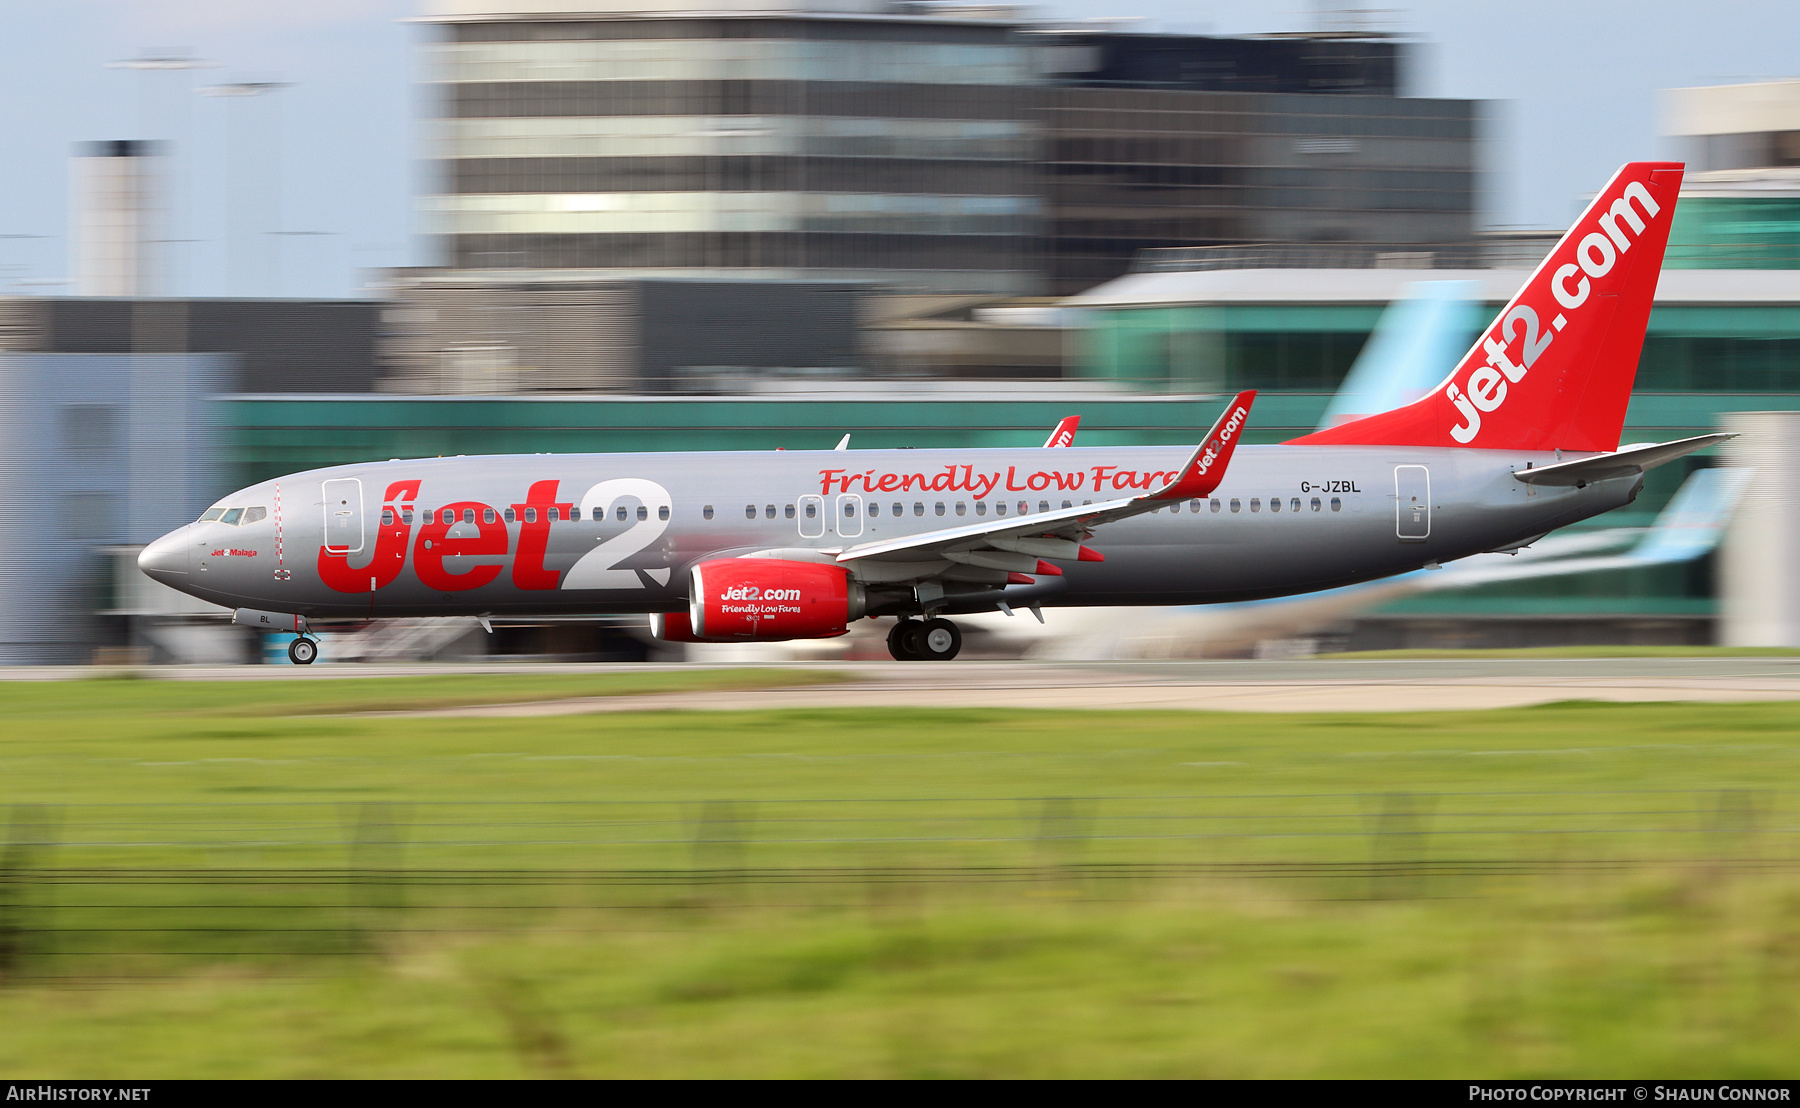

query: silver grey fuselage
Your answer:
[137,445,1640,620]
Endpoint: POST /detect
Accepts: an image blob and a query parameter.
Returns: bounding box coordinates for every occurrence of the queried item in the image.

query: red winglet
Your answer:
[1077,546,1105,563]
[1034,559,1063,576]
[1151,390,1255,501]
[1043,416,1081,448]
[1006,572,1037,585]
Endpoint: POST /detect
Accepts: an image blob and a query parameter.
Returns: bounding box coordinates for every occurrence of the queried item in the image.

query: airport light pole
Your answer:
[200,81,292,298]
[107,53,216,297]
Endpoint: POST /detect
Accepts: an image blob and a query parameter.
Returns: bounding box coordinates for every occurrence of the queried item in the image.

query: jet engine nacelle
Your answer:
[687,558,864,641]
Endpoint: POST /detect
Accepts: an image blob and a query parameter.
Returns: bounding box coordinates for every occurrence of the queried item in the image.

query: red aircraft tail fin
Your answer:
[1288,161,1684,452]
[1043,416,1080,448]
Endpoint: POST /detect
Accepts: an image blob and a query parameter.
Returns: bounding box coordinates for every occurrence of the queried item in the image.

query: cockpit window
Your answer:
[219,507,243,525]
[244,506,267,524]
[199,508,225,522]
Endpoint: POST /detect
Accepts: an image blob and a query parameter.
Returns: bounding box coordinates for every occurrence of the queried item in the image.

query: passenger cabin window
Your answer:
[1040,501,1051,513]
[1062,500,1073,509]
[784,504,795,519]
[1311,497,1322,512]
[746,505,756,519]
[869,502,880,517]
[462,508,475,524]
[995,502,1006,516]
[659,505,670,521]
[1290,498,1301,513]
[199,508,224,522]
[639,506,650,521]
[1189,499,1202,512]
[804,502,817,519]
[1251,498,1262,512]
[843,501,856,518]
[403,508,415,525]
[245,506,267,524]
[382,509,394,526]
[549,508,561,522]
[619,506,630,522]
[220,507,243,525]
[1210,499,1221,513]
[936,502,945,516]
[974,502,986,517]
[1330,497,1343,512]
[892,502,902,517]
[484,507,496,524]
[525,508,537,523]
[1269,498,1281,513]
[1230,499,1241,513]
[955,502,967,516]
[764,505,774,519]
[703,505,714,520]
[503,508,515,523]
[915,502,925,516]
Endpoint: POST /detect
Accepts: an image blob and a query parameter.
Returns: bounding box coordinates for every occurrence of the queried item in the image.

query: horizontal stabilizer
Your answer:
[1513,433,1734,487]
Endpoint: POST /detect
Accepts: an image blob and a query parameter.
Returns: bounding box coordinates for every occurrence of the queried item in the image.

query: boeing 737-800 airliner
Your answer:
[139,161,1727,664]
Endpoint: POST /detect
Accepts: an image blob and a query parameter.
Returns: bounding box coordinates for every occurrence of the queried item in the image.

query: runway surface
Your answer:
[14,657,1800,713]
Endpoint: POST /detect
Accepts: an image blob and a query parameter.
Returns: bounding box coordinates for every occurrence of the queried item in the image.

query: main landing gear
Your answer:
[287,637,318,666]
[887,617,962,661]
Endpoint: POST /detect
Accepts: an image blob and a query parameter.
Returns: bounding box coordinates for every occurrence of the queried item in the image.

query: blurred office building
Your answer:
[0,348,227,664]
[412,0,1479,316]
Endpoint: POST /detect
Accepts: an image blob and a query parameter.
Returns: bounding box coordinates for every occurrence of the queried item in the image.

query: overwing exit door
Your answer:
[1395,465,1429,541]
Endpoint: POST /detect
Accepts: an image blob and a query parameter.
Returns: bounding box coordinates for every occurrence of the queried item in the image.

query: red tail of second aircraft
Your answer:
[1288,161,1685,453]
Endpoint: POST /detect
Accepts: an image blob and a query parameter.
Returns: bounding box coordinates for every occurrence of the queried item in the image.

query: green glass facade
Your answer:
[1667,196,1800,270]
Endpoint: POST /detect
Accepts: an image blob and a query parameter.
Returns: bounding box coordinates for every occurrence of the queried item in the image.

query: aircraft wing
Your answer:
[836,391,1254,579]
[1514,434,1734,486]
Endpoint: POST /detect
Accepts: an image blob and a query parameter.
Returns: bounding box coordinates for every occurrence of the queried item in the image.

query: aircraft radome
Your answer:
[140,162,1728,665]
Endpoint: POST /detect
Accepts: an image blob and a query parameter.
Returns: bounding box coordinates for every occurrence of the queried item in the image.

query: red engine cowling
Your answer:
[688,558,864,641]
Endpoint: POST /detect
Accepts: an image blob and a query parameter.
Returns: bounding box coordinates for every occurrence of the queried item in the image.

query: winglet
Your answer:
[1150,390,1256,501]
[1043,416,1081,448]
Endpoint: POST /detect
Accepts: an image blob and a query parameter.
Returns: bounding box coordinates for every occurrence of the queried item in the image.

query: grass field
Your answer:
[1,673,1797,1077]
[1326,645,1800,660]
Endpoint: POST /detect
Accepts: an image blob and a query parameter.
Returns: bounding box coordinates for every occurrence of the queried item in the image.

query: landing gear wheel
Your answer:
[288,637,317,666]
[887,619,923,661]
[918,618,962,661]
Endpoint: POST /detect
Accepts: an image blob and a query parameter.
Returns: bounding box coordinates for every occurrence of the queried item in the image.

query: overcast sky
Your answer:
[1,0,1795,298]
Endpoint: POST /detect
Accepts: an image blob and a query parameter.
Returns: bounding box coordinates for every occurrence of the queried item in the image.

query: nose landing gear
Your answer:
[886,617,962,661]
[287,637,318,666]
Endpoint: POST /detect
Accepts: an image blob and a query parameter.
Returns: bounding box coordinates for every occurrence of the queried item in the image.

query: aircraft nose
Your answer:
[137,529,189,585]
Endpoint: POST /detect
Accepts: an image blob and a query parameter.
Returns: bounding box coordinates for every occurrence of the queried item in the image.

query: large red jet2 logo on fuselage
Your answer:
[316,478,656,594]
